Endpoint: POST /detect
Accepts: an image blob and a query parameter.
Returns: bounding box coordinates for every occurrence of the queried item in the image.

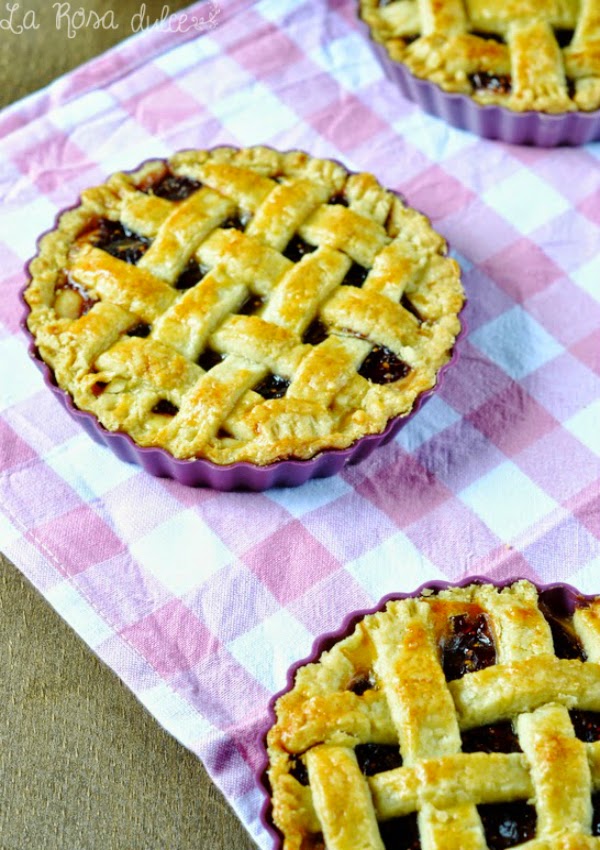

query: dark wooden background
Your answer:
[1,2,257,847]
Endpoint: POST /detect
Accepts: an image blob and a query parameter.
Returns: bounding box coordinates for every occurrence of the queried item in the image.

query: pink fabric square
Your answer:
[571,329,600,377]
[526,279,600,347]
[288,569,372,634]
[226,15,303,76]
[516,427,600,504]
[197,494,290,557]
[355,445,453,528]
[473,545,539,582]
[308,94,390,153]
[243,521,341,604]
[522,352,600,422]
[568,482,600,542]
[441,203,519,264]
[406,498,499,575]
[29,504,125,576]
[0,462,82,527]
[401,165,476,224]
[121,600,217,677]
[481,238,564,301]
[577,188,600,227]
[462,268,515,333]
[466,382,557,456]
[0,419,38,472]
[416,418,505,492]
[74,551,172,629]
[11,134,96,200]
[122,79,208,136]
[437,341,514,416]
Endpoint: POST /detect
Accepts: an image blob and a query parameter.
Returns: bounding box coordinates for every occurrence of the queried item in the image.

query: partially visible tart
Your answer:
[24,146,463,468]
[359,0,600,114]
[266,579,600,849]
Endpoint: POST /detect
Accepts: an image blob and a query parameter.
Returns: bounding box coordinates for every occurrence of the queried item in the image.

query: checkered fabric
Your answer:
[1,1,599,846]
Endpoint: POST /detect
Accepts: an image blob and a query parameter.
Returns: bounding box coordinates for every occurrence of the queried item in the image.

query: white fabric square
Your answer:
[571,253,600,303]
[44,433,137,500]
[267,474,352,518]
[130,509,234,595]
[483,171,570,234]
[210,81,299,144]
[571,555,600,594]
[459,461,558,541]
[154,34,220,76]
[0,511,22,548]
[51,90,115,132]
[564,401,600,457]
[3,194,59,259]
[46,580,114,646]
[396,395,461,453]
[227,609,313,693]
[310,33,383,92]
[139,682,214,748]
[347,532,444,600]
[393,111,476,162]
[0,337,45,411]
[469,305,563,380]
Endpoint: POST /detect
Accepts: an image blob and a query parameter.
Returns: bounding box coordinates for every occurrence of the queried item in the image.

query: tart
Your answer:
[265,579,600,849]
[23,146,463,477]
[359,1,600,144]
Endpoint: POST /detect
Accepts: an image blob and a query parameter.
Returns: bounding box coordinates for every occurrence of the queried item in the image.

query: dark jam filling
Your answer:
[539,603,586,660]
[253,374,290,400]
[175,259,207,291]
[289,757,309,787]
[379,814,421,850]
[88,219,151,265]
[328,193,349,207]
[471,31,505,44]
[198,348,224,372]
[478,802,536,849]
[284,236,317,263]
[300,833,325,850]
[127,322,151,338]
[442,613,496,682]
[91,381,108,397]
[237,293,264,315]
[302,319,328,346]
[358,345,411,385]
[355,744,403,777]
[400,293,423,323]
[469,71,512,96]
[570,710,600,743]
[342,262,369,288]
[461,722,521,754]
[151,400,178,416]
[554,28,574,48]
[348,672,376,696]
[220,214,248,231]
[147,172,202,201]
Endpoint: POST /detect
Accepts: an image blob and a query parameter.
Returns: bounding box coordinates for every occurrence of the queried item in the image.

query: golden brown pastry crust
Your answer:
[360,0,600,113]
[267,580,600,849]
[24,146,463,466]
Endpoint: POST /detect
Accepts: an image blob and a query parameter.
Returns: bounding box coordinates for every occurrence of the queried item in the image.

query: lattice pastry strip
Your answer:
[267,581,600,849]
[360,0,600,112]
[24,147,463,466]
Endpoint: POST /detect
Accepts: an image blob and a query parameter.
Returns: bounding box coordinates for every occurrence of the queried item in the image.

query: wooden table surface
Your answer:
[1,3,258,848]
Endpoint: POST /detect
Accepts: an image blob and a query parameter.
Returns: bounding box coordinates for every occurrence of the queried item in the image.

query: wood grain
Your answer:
[2,2,259,847]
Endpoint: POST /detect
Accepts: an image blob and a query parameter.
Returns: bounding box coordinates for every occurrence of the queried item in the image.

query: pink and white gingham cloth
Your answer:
[1,1,599,845]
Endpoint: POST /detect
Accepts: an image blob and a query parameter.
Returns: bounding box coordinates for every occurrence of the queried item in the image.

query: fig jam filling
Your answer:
[87,219,151,265]
[478,802,536,849]
[570,710,600,743]
[151,400,178,416]
[348,672,377,696]
[539,604,586,660]
[175,259,207,291]
[400,293,423,323]
[197,348,224,372]
[355,743,403,776]
[253,374,290,399]
[342,262,369,288]
[358,345,411,384]
[442,613,496,682]
[290,757,309,786]
[221,214,249,231]
[302,319,328,346]
[462,722,521,754]
[301,833,325,850]
[127,322,151,338]
[328,193,349,207]
[237,293,264,315]
[469,71,512,95]
[284,236,317,263]
[379,814,420,850]
[593,793,600,835]
[145,171,202,201]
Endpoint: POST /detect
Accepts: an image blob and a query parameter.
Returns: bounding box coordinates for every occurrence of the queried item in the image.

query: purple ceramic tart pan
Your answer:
[21,146,464,490]
[261,576,600,847]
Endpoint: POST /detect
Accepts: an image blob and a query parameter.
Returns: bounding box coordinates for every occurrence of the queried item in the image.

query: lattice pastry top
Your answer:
[24,147,463,467]
[360,0,600,113]
[266,580,600,849]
